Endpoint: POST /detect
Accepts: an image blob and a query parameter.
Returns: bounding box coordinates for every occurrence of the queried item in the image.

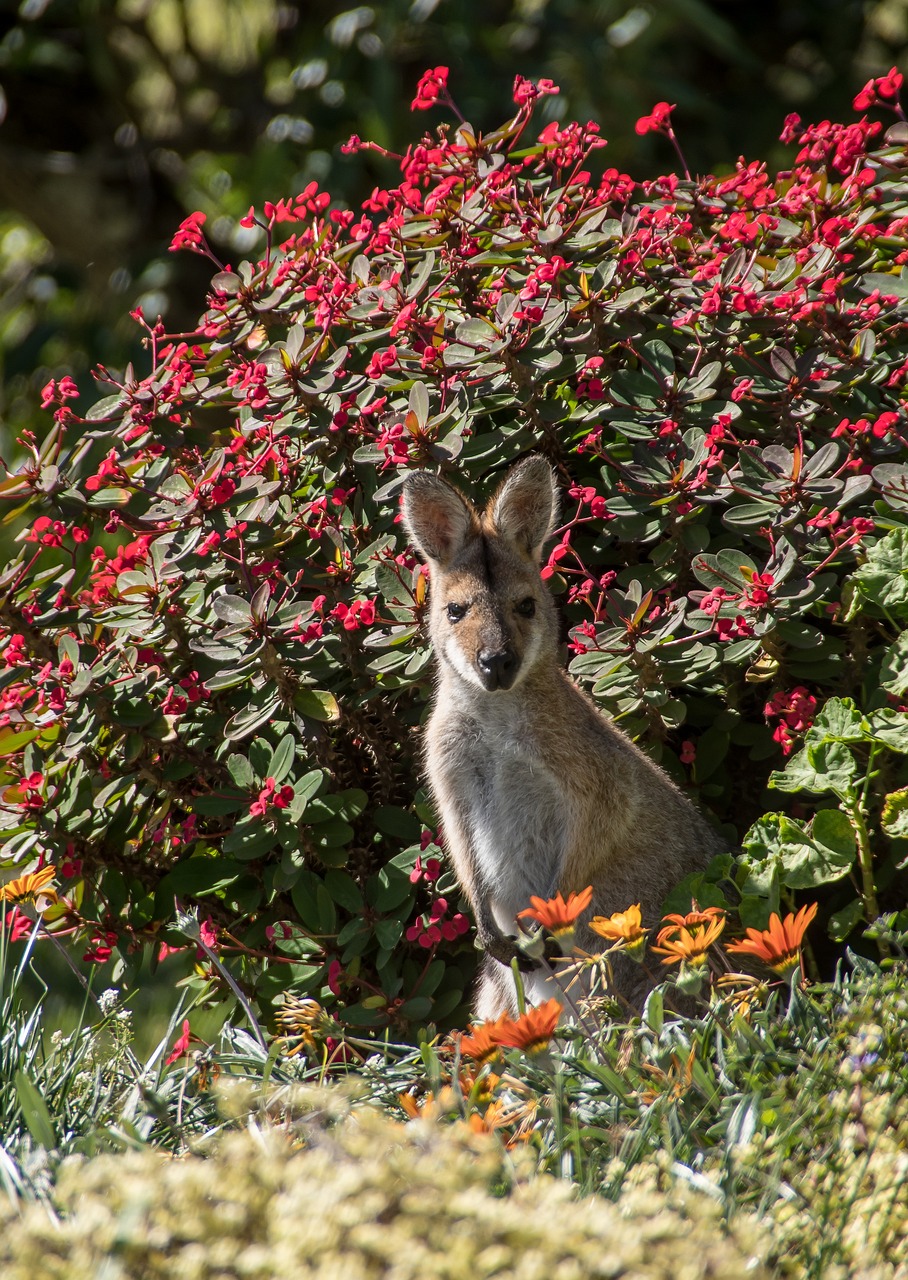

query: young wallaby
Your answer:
[401,456,725,1019]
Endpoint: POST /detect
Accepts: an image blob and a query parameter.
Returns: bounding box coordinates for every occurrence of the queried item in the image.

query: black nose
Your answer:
[477,648,517,690]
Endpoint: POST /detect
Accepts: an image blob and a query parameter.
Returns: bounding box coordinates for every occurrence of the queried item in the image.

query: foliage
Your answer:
[2,960,908,1278]
[0,905,195,1200]
[2,69,908,1038]
[393,957,908,1279]
[2,0,907,447]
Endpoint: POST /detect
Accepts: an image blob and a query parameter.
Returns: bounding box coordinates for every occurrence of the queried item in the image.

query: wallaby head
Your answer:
[401,457,559,692]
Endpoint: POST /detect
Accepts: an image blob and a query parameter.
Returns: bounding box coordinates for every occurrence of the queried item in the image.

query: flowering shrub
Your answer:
[1,69,908,1032]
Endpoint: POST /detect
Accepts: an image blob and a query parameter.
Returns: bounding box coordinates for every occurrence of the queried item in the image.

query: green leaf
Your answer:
[828,897,865,941]
[227,753,255,789]
[212,594,254,625]
[267,734,296,784]
[373,806,421,840]
[157,856,245,897]
[291,871,322,933]
[850,529,908,614]
[861,270,908,298]
[880,632,908,698]
[224,690,282,741]
[741,811,853,890]
[869,709,908,753]
[809,697,868,744]
[324,869,364,913]
[769,740,855,798]
[367,865,414,912]
[375,917,403,949]
[811,809,857,863]
[190,792,246,816]
[293,688,339,722]
[882,788,908,838]
[15,1070,55,1150]
[779,813,853,888]
[222,821,277,860]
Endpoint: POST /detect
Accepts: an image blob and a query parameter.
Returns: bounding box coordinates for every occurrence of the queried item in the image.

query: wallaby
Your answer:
[401,456,725,1019]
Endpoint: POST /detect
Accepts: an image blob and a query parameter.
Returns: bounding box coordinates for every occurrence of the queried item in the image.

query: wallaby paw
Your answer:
[482,934,542,972]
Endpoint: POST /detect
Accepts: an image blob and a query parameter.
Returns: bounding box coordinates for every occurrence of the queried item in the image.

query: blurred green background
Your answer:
[2,0,907,453]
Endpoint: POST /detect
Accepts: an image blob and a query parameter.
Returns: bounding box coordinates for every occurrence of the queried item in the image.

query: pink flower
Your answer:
[780,113,802,144]
[412,66,448,111]
[366,346,397,380]
[680,740,697,765]
[512,75,559,106]
[199,916,219,951]
[168,211,207,253]
[40,376,80,409]
[82,929,117,964]
[165,1019,192,1065]
[854,67,903,112]
[635,102,675,136]
[764,686,818,754]
[731,377,754,403]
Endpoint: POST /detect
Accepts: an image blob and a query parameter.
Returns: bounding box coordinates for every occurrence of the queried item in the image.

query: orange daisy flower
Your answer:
[493,997,563,1053]
[726,903,818,977]
[659,905,726,933]
[459,1017,509,1066]
[0,865,58,911]
[652,912,725,967]
[517,885,593,936]
[589,903,648,957]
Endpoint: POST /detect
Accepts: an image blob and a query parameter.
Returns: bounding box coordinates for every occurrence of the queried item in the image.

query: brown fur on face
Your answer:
[402,459,559,692]
[401,458,725,1019]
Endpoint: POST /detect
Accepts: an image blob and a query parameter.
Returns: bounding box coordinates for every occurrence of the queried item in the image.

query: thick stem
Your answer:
[845,790,888,957]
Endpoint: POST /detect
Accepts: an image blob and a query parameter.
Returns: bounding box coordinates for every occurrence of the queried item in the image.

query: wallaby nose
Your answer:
[477,648,517,690]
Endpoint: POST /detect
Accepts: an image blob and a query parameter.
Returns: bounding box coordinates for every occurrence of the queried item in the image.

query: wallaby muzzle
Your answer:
[476,646,518,691]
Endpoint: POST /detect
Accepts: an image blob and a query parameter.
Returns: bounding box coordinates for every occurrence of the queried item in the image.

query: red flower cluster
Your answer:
[169,211,207,253]
[764,686,819,755]
[411,66,448,111]
[406,896,470,948]
[853,67,904,111]
[250,777,295,818]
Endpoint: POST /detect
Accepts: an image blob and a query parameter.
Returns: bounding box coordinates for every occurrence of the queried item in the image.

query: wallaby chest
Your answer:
[431,704,569,929]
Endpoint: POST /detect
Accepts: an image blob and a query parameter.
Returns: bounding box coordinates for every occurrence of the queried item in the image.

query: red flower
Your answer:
[512,75,559,106]
[411,66,448,111]
[636,102,675,136]
[730,377,754,402]
[40,376,79,409]
[366,346,398,379]
[854,68,903,112]
[250,778,295,817]
[764,686,817,755]
[165,1019,192,1065]
[169,211,207,253]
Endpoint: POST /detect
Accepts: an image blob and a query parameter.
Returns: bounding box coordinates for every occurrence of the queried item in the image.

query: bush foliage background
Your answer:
[2,67,907,1036]
[7,0,908,448]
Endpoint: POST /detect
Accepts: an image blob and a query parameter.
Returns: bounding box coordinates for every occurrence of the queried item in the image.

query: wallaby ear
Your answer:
[401,472,477,566]
[488,456,559,561]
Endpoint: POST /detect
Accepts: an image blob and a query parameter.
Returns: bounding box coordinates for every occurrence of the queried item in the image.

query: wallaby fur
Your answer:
[401,456,724,1019]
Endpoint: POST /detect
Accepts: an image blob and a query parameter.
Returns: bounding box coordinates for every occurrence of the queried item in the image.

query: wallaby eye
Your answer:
[446,602,467,623]
[515,597,536,618]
